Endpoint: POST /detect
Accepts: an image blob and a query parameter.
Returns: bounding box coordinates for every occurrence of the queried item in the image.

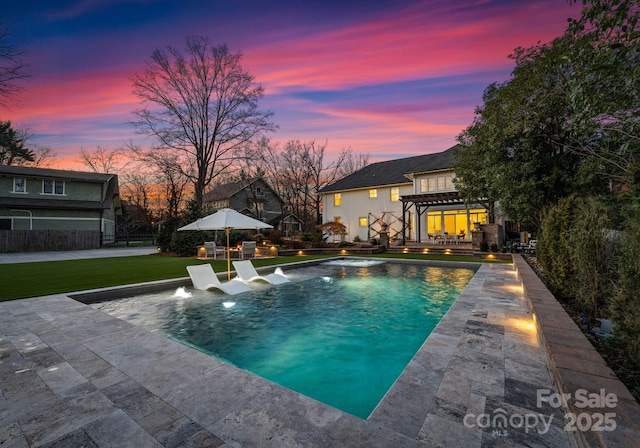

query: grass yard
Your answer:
[0,253,510,301]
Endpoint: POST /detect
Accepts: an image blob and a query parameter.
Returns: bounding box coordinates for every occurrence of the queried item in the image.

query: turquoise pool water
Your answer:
[95,261,476,418]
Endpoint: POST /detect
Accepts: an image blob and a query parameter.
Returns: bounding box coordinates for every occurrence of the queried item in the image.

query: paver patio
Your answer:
[1,257,637,447]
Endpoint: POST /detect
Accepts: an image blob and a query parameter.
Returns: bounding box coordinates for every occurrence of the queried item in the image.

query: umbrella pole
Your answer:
[226,228,231,280]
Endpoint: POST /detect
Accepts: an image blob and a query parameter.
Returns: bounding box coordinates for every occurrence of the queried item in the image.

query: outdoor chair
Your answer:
[232,260,290,285]
[239,241,256,259]
[524,239,537,255]
[186,264,252,295]
[204,241,225,259]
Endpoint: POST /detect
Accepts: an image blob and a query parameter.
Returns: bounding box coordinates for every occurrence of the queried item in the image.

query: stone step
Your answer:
[386,246,474,256]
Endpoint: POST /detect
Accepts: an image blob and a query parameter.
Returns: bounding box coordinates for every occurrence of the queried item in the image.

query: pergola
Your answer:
[399,191,468,244]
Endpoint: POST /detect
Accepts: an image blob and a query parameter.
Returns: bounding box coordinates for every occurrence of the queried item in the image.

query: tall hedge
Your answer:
[537,195,577,301]
[611,200,640,356]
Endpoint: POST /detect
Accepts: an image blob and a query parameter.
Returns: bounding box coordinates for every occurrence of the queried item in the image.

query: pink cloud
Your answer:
[245,1,578,93]
[7,0,581,170]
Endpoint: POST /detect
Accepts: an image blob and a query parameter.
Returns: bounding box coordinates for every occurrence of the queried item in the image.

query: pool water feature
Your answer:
[94,262,476,418]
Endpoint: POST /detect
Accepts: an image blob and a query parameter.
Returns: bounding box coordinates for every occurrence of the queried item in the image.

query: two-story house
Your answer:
[203,177,284,227]
[320,145,489,243]
[0,165,122,246]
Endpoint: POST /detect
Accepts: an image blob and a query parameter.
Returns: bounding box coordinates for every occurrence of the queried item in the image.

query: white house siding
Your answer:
[322,184,414,242]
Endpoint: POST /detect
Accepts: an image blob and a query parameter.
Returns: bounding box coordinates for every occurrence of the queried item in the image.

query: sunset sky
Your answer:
[4,0,581,169]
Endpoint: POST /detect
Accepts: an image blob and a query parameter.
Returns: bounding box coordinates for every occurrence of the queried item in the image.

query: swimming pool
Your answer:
[93,260,477,418]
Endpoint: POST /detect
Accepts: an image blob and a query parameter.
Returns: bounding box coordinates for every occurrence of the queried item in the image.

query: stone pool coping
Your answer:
[512,255,640,448]
[1,257,634,446]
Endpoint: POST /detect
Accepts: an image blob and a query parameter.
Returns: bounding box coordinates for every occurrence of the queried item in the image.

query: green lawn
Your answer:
[0,253,510,301]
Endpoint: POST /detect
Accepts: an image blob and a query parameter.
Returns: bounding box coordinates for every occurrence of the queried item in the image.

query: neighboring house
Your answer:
[320,145,490,243]
[0,165,121,244]
[203,177,284,227]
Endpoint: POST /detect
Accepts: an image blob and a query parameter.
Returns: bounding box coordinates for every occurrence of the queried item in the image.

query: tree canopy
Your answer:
[454,0,639,228]
[0,120,34,165]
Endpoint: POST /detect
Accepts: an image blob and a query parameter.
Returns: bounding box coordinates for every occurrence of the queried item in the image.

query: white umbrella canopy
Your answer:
[177,208,274,232]
[178,208,273,280]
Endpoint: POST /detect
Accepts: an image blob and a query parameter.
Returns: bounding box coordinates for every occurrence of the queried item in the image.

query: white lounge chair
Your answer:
[232,260,290,285]
[186,264,252,295]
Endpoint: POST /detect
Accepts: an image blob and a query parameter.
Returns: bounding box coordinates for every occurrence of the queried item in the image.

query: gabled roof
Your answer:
[203,177,281,203]
[0,164,115,182]
[320,145,459,193]
[203,178,250,202]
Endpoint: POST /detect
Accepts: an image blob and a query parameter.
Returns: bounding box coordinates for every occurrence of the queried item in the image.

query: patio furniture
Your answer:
[186,264,252,295]
[239,241,257,259]
[204,241,225,259]
[524,240,537,255]
[232,260,290,285]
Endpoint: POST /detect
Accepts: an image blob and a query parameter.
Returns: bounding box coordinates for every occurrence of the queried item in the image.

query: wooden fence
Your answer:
[0,230,101,253]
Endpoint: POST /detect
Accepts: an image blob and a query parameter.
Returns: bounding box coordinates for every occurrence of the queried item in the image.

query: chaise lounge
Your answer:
[232,260,290,285]
[186,264,252,295]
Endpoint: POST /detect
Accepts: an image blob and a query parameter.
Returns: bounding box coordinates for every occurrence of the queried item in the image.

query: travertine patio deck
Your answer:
[1,257,636,447]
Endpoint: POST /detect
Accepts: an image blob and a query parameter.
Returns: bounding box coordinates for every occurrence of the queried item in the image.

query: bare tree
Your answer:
[337,147,370,178]
[127,143,191,220]
[130,36,275,211]
[78,146,128,174]
[0,22,29,108]
[28,146,57,167]
[246,138,358,232]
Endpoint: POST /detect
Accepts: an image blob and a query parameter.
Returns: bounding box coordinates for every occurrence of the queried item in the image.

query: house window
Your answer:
[334,193,341,206]
[436,175,454,191]
[390,187,399,202]
[369,189,377,198]
[334,216,342,224]
[427,212,442,234]
[42,180,65,195]
[469,209,488,225]
[421,178,436,192]
[445,175,453,190]
[359,217,368,227]
[13,178,26,193]
[255,187,264,196]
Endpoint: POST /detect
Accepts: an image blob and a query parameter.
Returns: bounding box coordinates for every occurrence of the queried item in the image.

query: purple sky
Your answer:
[4,0,581,169]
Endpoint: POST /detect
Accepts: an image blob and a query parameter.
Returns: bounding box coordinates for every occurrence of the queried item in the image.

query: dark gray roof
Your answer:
[203,177,281,203]
[0,196,108,210]
[320,145,459,193]
[203,178,252,202]
[0,164,114,182]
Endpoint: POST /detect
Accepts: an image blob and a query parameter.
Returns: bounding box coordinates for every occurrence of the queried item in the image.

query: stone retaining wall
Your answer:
[512,254,639,448]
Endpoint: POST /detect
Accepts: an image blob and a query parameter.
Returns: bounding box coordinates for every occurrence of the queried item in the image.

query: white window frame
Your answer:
[390,187,399,202]
[13,177,26,193]
[42,179,65,195]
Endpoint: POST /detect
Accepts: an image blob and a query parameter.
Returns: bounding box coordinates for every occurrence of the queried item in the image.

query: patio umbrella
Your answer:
[178,208,273,280]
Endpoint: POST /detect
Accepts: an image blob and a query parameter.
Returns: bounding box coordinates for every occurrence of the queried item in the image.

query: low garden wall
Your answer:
[513,254,640,448]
